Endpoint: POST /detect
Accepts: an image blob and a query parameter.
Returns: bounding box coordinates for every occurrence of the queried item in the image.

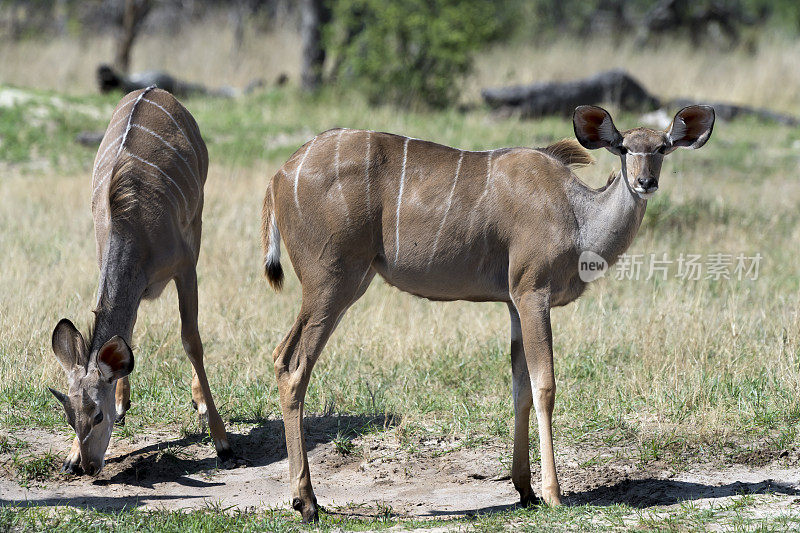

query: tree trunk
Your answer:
[114,0,151,75]
[300,0,326,91]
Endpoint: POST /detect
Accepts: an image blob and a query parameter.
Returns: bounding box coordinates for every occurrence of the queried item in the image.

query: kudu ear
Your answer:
[97,336,134,382]
[573,105,624,155]
[48,387,76,428]
[666,105,715,151]
[52,319,88,373]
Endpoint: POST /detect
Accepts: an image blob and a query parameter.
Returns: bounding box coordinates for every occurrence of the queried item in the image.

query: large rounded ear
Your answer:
[52,319,88,373]
[573,105,624,155]
[666,105,715,151]
[97,336,134,382]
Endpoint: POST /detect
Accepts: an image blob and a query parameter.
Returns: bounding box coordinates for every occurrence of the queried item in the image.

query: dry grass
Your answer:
[2,18,799,116]
[1,86,799,453]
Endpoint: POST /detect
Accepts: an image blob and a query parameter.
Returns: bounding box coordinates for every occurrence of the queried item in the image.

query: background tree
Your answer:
[113,0,152,75]
[300,0,330,91]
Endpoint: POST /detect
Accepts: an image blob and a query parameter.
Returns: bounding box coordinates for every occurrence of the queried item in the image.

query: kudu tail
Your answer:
[261,186,284,291]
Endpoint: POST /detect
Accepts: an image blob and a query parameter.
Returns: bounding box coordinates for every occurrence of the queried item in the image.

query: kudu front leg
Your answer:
[175,270,232,461]
[114,376,131,425]
[62,437,82,474]
[514,290,561,506]
[190,367,208,428]
[507,303,541,506]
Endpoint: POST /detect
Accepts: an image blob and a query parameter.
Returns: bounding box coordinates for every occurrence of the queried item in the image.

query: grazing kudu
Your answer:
[49,87,232,475]
[261,105,714,521]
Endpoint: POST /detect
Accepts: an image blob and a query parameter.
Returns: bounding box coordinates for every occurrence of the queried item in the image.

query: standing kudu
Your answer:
[262,105,714,521]
[49,87,232,475]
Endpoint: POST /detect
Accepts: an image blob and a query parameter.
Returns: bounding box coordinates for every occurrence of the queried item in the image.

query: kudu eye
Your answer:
[657,145,667,154]
[93,412,104,425]
[617,146,628,155]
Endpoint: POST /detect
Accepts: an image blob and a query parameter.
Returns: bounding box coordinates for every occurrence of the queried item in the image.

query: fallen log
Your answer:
[670,98,799,127]
[481,69,798,127]
[97,64,240,98]
[481,69,661,118]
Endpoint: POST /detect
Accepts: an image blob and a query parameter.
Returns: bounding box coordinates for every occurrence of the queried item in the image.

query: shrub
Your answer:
[325,0,500,108]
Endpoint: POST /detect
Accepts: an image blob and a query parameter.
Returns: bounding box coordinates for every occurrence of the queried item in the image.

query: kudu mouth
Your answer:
[633,184,658,199]
[80,454,105,476]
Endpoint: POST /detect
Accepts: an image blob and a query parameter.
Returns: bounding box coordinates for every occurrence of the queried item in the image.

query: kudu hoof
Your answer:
[217,447,234,462]
[293,497,319,523]
[519,493,544,508]
[191,400,209,429]
[115,400,130,426]
[216,447,248,468]
[61,459,83,475]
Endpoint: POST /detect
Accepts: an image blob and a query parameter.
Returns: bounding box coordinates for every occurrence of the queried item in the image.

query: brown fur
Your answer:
[107,86,156,219]
[52,88,231,477]
[261,105,715,523]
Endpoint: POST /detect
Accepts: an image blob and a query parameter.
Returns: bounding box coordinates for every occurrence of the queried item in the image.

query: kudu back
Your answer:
[262,104,714,522]
[49,87,232,475]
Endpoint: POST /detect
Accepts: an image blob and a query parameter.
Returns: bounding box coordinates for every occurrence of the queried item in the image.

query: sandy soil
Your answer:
[2,417,800,521]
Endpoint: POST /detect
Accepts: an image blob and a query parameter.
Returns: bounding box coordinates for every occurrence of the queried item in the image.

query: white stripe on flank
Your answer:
[127,153,190,212]
[140,97,200,163]
[130,123,201,194]
[97,112,134,152]
[427,150,464,270]
[92,133,125,178]
[137,168,181,211]
[115,88,152,162]
[334,130,350,223]
[467,150,494,237]
[364,131,372,213]
[334,130,343,181]
[394,137,410,263]
[482,151,494,200]
[294,136,317,211]
[107,97,136,124]
[92,169,113,197]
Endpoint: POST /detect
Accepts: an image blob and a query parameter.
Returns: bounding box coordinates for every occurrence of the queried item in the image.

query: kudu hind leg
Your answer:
[175,269,232,460]
[275,269,372,523]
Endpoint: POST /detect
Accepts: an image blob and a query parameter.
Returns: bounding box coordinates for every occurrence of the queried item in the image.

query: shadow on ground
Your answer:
[425,477,800,517]
[0,412,395,511]
[567,477,800,508]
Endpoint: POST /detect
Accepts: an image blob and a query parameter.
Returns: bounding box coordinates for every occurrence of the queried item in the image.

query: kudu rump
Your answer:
[49,87,232,475]
[262,105,714,521]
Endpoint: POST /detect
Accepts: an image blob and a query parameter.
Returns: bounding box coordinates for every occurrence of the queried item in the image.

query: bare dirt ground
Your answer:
[3,418,800,522]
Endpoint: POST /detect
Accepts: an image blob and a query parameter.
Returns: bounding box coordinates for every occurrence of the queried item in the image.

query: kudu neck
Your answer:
[571,164,647,267]
[90,230,146,355]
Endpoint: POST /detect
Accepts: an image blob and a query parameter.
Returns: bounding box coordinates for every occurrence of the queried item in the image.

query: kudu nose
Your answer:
[637,176,657,190]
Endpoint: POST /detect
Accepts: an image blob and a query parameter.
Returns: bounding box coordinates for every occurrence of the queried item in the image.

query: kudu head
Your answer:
[573,105,715,199]
[48,318,133,475]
